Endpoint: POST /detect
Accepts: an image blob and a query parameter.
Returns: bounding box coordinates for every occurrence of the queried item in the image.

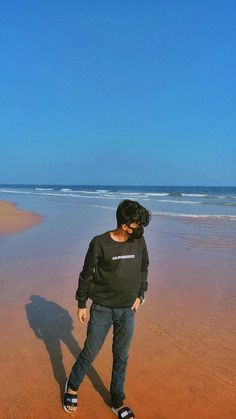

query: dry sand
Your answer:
[0,200,42,235]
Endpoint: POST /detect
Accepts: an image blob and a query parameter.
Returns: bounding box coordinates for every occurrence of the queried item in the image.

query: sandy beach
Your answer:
[0,200,42,236]
[1,0,236,416]
[0,196,236,418]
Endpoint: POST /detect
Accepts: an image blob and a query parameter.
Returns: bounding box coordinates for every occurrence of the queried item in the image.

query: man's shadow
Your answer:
[25,295,110,405]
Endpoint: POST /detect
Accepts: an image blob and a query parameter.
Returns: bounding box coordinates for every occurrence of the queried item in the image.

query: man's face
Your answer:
[121,222,144,239]
[125,222,140,234]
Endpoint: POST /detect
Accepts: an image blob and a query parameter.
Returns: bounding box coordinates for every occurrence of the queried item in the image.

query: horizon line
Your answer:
[0,183,235,188]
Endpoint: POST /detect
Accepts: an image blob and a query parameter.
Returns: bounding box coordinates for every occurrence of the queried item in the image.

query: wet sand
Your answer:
[0,202,236,418]
[0,200,42,235]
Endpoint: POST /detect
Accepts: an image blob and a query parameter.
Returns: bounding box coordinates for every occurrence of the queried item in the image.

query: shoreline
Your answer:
[0,200,43,236]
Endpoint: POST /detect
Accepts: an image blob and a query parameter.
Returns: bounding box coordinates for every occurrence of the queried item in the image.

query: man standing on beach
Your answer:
[63,199,151,418]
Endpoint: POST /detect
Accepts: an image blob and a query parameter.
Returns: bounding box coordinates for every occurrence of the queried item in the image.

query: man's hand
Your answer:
[131,298,141,312]
[77,308,87,324]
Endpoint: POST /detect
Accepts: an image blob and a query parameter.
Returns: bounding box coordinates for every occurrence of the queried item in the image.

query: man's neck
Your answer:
[110,227,129,242]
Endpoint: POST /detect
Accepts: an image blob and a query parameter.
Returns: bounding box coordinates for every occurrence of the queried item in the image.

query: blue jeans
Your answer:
[68,302,135,409]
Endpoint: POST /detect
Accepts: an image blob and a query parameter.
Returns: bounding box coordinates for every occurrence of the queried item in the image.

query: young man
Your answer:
[63,199,151,418]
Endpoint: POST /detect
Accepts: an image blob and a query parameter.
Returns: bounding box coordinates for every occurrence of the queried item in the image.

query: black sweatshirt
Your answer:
[75,231,149,308]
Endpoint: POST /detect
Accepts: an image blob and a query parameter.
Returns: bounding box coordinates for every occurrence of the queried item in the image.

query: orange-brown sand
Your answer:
[0,215,236,418]
[1,263,236,419]
[0,200,42,235]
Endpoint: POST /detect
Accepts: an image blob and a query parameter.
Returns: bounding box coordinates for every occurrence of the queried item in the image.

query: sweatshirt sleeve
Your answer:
[138,238,149,299]
[75,238,102,308]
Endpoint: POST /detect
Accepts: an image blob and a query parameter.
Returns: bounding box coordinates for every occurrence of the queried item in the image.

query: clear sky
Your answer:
[0,0,235,186]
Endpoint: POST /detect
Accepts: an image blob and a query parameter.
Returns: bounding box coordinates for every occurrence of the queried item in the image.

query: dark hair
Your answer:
[116,199,151,227]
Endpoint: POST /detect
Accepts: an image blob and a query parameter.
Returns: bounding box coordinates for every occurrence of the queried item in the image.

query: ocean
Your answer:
[0,184,236,221]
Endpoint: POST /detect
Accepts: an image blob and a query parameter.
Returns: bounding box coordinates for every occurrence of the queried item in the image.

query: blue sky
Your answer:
[0,0,235,186]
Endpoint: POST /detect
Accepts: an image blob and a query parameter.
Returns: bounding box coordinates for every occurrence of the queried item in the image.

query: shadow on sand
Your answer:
[25,295,110,405]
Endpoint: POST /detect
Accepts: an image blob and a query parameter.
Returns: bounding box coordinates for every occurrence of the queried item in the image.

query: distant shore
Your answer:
[0,200,42,236]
